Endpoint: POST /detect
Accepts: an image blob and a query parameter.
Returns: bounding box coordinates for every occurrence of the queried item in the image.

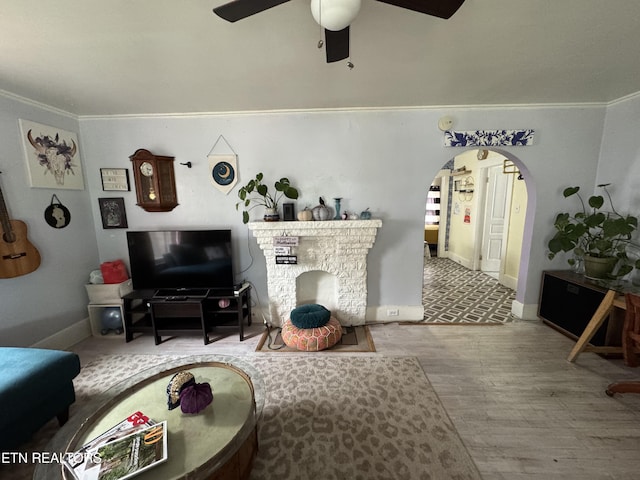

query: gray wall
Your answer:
[4,91,640,347]
[597,95,640,271]
[598,95,640,213]
[0,94,98,346]
[79,105,607,318]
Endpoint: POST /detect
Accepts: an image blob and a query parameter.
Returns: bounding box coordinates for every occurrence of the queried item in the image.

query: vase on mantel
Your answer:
[264,207,280,222]
[333,198,342,220]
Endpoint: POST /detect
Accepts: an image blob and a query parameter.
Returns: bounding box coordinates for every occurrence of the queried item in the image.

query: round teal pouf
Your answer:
[290,304,331,329]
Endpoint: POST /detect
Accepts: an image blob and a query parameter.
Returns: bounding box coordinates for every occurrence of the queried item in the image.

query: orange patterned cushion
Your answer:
[281,316,343,351]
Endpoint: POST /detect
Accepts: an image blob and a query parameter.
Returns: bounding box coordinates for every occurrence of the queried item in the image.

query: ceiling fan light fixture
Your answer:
[311,0,361,31]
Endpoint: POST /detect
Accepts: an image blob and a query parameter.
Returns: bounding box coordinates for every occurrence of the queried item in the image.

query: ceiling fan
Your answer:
[213,0,466,63]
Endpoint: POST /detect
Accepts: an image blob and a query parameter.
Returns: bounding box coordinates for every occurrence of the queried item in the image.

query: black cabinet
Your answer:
[538,271,622,347]
[123,285,252,345]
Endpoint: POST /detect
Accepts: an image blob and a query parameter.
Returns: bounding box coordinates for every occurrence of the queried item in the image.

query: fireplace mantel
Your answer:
[248,220,382,326]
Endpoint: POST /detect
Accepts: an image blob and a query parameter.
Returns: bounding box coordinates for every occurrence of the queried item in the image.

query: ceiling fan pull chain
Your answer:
[317,0,324,48]
[347,26,354,70]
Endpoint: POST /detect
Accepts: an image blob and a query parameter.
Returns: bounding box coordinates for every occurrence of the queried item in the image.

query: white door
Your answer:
[481,165,511,274]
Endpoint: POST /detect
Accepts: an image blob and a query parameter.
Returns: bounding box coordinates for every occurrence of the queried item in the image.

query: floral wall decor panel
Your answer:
[19,119,85,189]
[444,129,535,147]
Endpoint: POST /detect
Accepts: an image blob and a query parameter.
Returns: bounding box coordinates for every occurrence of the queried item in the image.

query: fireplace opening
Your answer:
[296,270,337,313]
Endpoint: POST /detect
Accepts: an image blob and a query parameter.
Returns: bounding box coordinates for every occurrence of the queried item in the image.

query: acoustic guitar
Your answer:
[0,173,41,278]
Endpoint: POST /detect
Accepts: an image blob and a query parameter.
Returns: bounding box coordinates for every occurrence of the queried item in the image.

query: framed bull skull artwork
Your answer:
[19,119,85,190]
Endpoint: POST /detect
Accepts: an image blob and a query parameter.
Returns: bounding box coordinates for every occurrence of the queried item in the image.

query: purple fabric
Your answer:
[179,382,213,414]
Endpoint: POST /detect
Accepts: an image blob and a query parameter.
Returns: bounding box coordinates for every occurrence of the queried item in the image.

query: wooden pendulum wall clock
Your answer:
[129,149,178,212]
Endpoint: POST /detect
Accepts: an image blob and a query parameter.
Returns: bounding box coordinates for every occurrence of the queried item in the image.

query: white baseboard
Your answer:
[500,273,518,291]
[446,253,473,270]
[250,307,271,326]
[511,300,539,320]
[31,318,91,350]
[366,306,424,323]
[254,305,424,326]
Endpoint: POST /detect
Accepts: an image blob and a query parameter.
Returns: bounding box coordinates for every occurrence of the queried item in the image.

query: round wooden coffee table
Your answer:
[35,356,263,480]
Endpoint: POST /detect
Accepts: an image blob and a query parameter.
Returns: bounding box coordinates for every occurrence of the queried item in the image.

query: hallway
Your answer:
[422,257,515,323]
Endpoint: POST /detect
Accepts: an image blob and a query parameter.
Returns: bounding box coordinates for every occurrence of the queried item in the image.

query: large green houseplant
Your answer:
[547,184,640,279]
[236,172,299,223]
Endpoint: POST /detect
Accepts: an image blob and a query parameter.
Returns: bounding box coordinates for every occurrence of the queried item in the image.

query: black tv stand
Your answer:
[154,288,209,298]
[122,284,252,345]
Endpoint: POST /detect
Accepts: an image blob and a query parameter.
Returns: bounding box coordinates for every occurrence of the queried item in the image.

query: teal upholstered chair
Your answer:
[0,347,81,450]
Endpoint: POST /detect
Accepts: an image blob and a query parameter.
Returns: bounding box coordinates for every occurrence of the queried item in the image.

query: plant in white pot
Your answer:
[547,184,640,279]
[236,172,299,224]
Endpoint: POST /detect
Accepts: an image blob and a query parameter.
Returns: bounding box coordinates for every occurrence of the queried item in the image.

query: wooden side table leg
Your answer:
[567,289,616,362]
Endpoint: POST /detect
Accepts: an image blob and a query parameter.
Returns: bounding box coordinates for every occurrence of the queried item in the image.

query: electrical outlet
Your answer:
[387,308,399,317]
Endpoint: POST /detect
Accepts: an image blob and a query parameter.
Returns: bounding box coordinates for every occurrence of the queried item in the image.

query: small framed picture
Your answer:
[100,168,130,191]
[98,198,128,229]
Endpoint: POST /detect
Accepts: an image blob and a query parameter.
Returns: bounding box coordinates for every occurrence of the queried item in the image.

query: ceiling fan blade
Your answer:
[213,0,290,22]
[375,0,465,19]
[325,27,350,63]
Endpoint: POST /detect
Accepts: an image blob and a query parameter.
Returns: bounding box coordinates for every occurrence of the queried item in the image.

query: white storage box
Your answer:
[85,279,133,304]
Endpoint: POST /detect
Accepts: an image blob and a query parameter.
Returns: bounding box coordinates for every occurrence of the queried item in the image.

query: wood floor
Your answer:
[71,319,640,480]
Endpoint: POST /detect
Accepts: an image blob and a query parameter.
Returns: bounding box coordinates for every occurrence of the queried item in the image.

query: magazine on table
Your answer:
[70,421,168,480]
[63,411,163,479]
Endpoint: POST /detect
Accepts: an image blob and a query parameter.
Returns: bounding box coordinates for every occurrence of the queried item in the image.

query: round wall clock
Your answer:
[139,161,154,177]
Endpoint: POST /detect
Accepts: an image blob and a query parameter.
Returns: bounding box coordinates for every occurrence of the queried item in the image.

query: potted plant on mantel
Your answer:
[547,184,640,279]
[236,172,299,224]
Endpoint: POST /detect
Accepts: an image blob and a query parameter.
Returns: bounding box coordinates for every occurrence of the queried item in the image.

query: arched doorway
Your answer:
[423,148,534,321]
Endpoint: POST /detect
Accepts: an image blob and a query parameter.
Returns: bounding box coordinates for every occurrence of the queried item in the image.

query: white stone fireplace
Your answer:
[248,220,382,326]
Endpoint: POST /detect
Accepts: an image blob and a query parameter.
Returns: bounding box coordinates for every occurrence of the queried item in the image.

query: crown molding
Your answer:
[4,86,638,121]
[0,88,77,120]
[606,89,640,107]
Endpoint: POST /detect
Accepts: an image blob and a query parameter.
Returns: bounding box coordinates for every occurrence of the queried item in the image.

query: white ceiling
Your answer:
[2,0,640,116]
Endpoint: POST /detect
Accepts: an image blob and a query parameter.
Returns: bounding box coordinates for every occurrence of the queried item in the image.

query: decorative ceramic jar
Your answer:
[333,198,342,220]
[264,207,280,222]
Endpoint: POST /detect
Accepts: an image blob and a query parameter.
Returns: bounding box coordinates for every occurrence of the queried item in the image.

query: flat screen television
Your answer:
[126,229,234,295]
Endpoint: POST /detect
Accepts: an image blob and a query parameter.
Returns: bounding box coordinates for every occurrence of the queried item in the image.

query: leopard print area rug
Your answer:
[8,354,481,480]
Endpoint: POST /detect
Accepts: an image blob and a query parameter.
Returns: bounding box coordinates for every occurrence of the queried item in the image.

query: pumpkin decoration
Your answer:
[359,208,372,220]
[297,207,313,221]
[312,197,331,221]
